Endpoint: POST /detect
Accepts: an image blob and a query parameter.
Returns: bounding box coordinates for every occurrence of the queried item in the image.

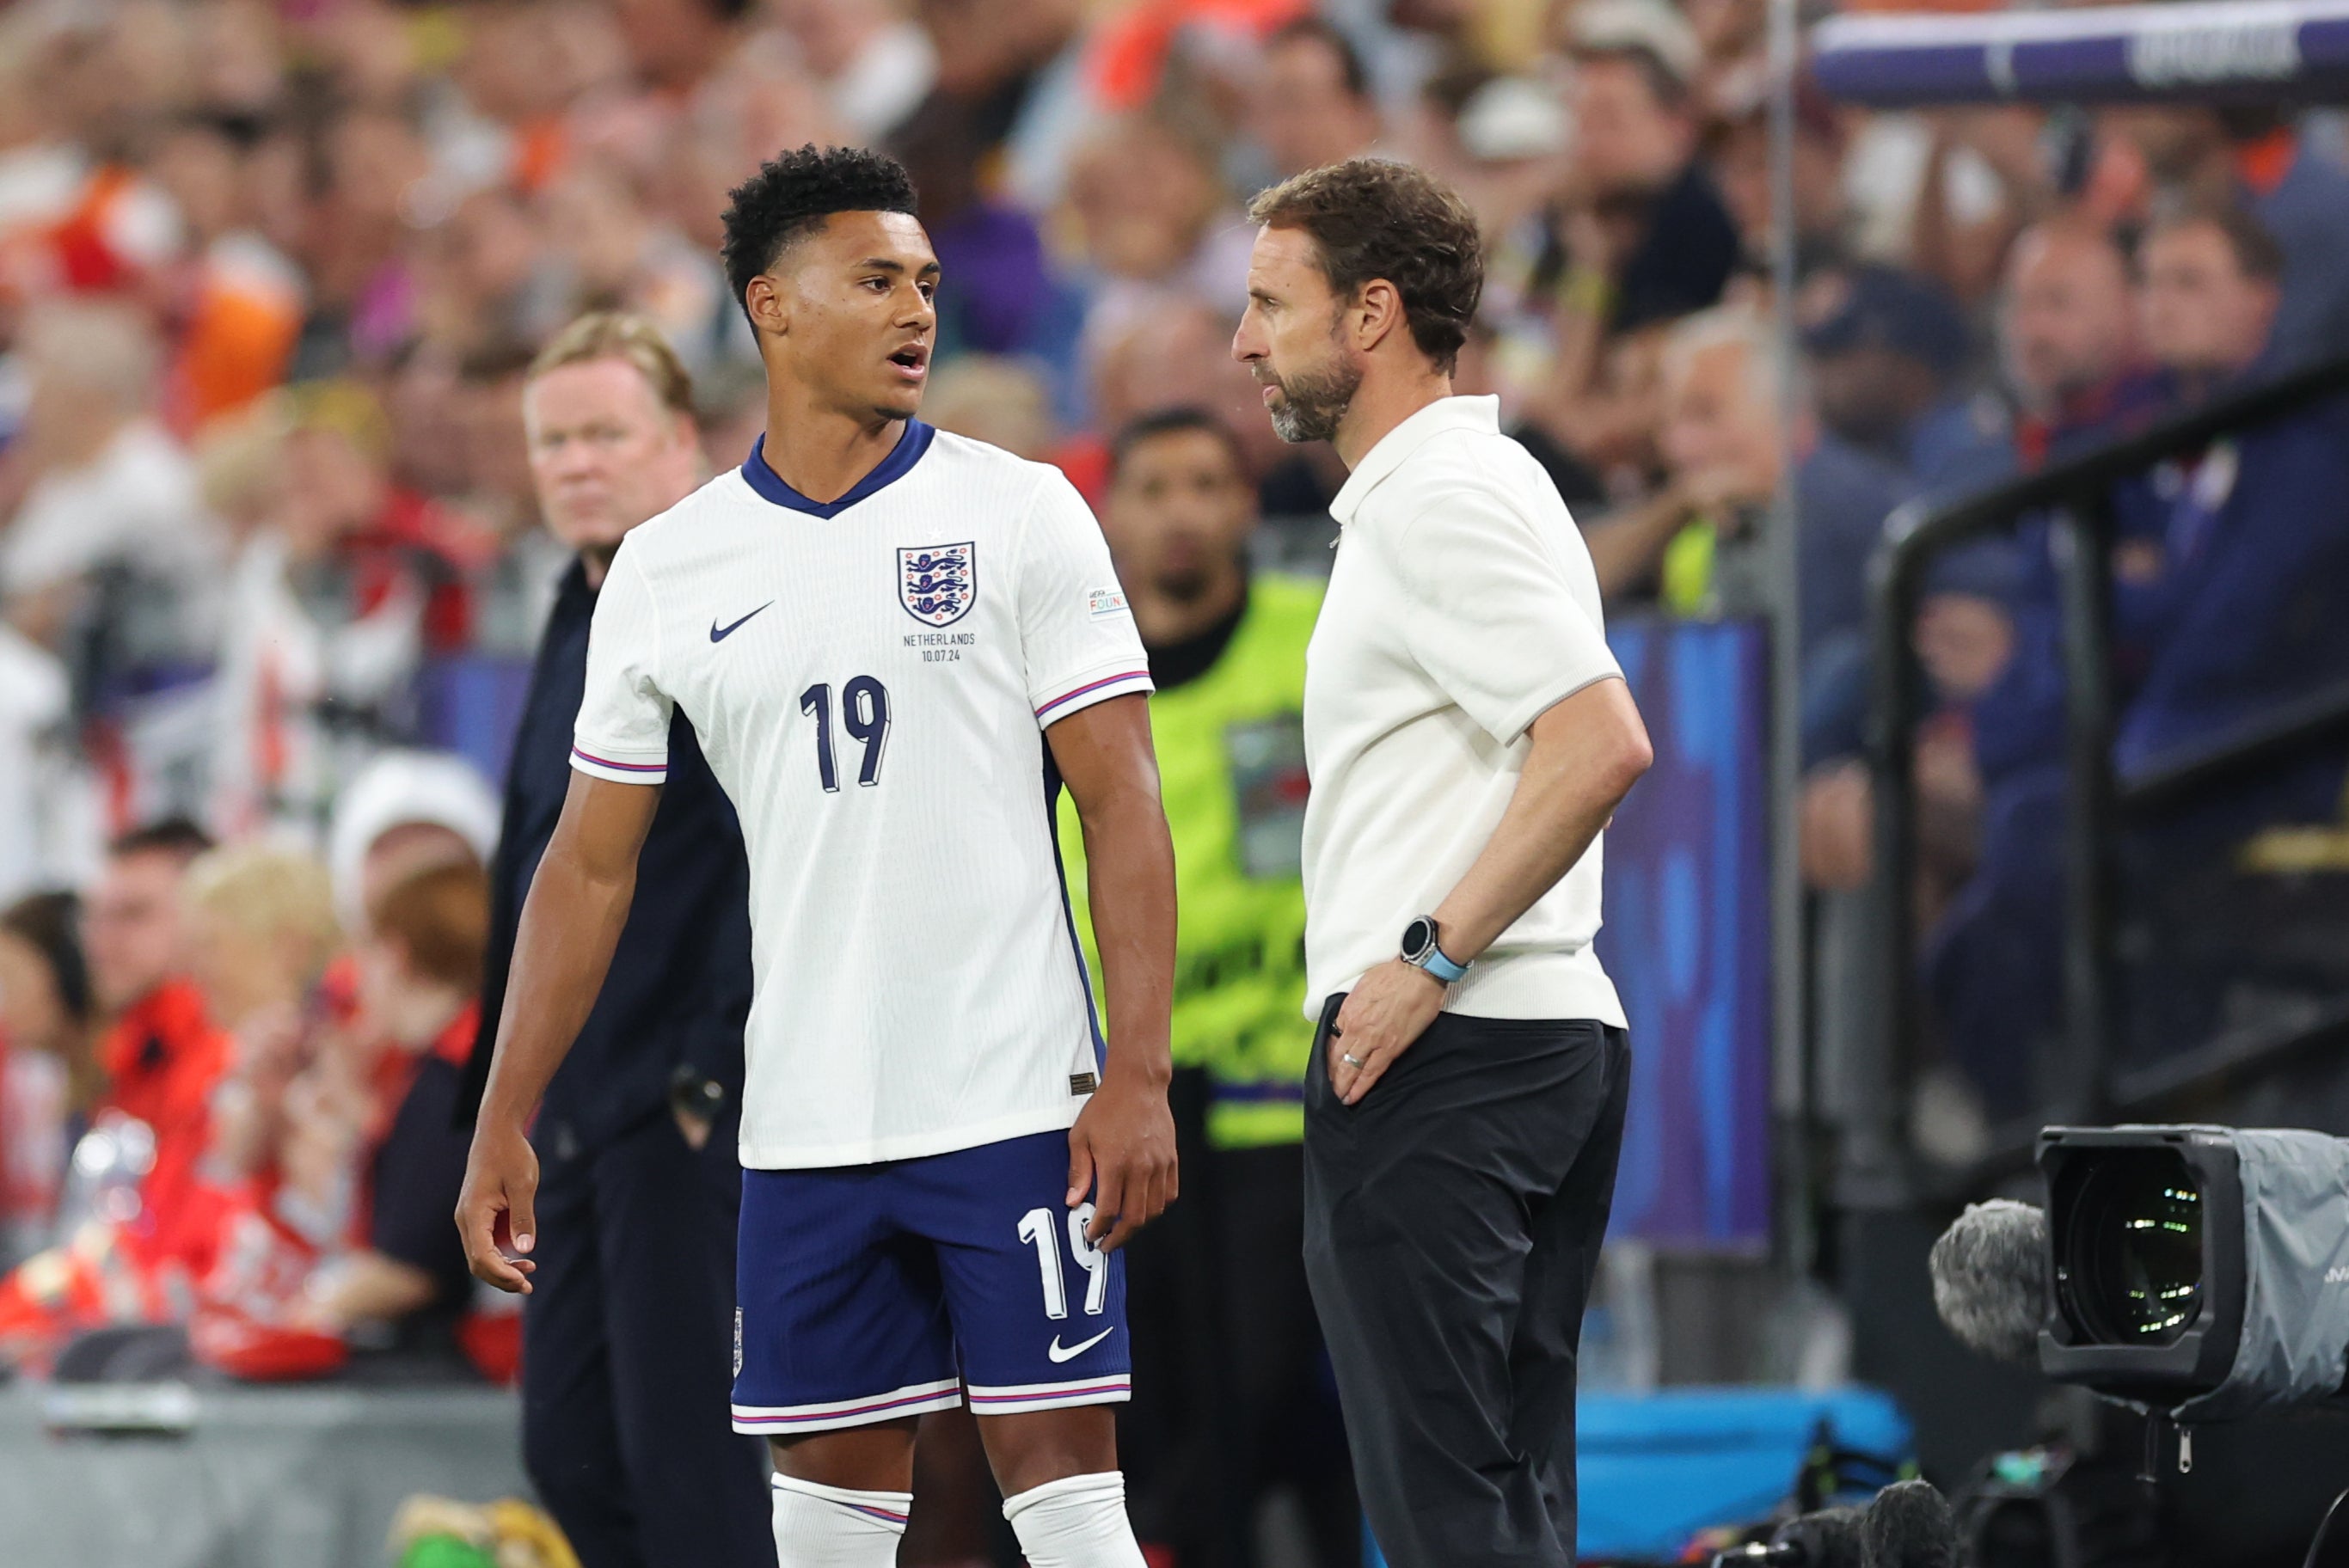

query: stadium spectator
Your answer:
[323,750,502,939]
[81,818,233,1269]
[1796,222,2164,893]
[1560,2,1740,334]
[2095,105,2349,370]
[1708,83,1852,284]
[292,105,434,377]
[1795,259,2004,796]
[420,185,568,365]
[1066,112,1258,364]
[1797,261,1977,484]
[1933,205,2349,1108]
[538,164,732,374]
[0,16,185,298]
[0,618,77,903]
[292,861,483,1340]
[147,109,305,436]
[1248,18,1383,181]
[1582,304,1908,677]
[207,381,488,832]
[185,854,501,1381]
[448,342,547,557]
[890,95,1078,367]
[1439,72,1576,243]
[608,0,750,97]
[1063,407,1356,1568]
[1529,4,1739,475]
[1996,220,2164,468]
[2137,205,2288,404]
[1948,207,2289,803]
[0,301,219,658]
[178,843,340,1194]
[1583,306,1779,616]
[920,355,1078,477]
[769,0,938,144]
[0,891,98,1265]
[380,345,481,509]
[182,844,340,1033]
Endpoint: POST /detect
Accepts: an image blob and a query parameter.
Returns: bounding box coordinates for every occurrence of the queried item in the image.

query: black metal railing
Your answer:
[1857,352,2349,1197]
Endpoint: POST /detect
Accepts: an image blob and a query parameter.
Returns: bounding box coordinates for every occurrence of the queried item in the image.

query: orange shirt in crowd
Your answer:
[163,237,306,435]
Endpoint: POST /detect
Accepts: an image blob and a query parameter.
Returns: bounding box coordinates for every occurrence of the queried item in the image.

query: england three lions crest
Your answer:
[899,542,976,627]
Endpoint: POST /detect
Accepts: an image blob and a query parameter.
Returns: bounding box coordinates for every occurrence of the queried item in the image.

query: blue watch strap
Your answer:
[1420,945,1469,985]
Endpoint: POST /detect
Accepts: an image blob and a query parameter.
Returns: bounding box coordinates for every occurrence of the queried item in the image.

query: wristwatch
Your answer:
[1400,916,1469,985]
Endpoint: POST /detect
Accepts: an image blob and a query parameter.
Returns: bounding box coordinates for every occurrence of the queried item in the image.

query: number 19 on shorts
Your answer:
[1018,1204,1108,1320]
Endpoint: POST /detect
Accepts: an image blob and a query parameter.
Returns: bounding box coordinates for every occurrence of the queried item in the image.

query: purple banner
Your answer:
[1812,1,2349,107]
[1598,618,1774,1250]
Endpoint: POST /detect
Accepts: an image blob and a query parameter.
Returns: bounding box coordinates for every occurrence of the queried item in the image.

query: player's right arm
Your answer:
[458,773,660,1291]
[460,539,676,1292]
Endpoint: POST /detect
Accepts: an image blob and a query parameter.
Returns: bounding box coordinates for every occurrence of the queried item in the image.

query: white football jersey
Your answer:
[571,424,1153,1168]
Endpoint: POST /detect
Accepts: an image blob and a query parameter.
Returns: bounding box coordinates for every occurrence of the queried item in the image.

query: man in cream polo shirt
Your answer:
[1233,159,1655,1568]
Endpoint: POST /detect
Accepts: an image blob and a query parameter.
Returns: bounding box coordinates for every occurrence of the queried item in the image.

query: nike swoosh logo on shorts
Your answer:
[710,603,774,642]
[1046,1327,1115,1363]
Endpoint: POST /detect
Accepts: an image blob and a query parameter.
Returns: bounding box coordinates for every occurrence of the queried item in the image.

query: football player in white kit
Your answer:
[457,145,1178,1568]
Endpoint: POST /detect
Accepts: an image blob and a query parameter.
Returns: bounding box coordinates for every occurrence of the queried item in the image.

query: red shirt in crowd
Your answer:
[95,979,235,1270]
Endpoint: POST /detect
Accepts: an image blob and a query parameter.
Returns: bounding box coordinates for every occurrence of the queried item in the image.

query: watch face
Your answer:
[1401,917,1433,960]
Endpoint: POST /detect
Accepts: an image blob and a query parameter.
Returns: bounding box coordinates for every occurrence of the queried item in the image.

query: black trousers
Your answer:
[521,1106,774,1568]
[1303,1003,1631,1568]
[1124,1120,1359,1568]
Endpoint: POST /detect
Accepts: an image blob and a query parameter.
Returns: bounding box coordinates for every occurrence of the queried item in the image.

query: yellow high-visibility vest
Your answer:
[1056,575,1322,1148]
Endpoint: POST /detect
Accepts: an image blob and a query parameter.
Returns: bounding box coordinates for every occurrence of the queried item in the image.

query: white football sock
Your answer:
[770,1473,911,1566]
[1000,1471,1148,1568]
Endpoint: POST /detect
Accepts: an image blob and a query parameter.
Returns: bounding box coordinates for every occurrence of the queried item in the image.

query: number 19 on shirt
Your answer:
[800,677,892,791]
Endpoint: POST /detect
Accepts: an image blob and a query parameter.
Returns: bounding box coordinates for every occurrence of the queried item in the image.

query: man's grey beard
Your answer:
[1266,356,1363,444]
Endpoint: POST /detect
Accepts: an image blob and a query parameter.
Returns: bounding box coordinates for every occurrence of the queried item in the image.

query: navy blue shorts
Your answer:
[729,1129,1131,1435]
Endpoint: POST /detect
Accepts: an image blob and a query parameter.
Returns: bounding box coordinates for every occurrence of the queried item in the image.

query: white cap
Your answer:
[1569,0,1702,88]
[1458,77,1570,162]
[327,750,501,931]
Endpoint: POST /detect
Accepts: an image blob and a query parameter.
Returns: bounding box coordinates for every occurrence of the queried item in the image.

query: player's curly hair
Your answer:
[1246,159,1483,376]
[720,144,921,324]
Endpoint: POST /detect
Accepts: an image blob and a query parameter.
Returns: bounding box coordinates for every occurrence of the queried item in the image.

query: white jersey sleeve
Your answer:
[571,541,675,785]
[1015,470,1154,726]
[1387,485,1622,745]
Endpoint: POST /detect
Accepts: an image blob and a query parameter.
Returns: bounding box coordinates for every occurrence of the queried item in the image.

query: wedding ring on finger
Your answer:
[1340,1052,1365,1068]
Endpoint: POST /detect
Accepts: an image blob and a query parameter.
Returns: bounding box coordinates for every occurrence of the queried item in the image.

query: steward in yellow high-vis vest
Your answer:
[1055,574,1320,1148]
[1054,407,1357,1566]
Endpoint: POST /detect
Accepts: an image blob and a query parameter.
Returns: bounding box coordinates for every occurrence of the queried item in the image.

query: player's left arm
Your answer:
[1046,693,1178,1253]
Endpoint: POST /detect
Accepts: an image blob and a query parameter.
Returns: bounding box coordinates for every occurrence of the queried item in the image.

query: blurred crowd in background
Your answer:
[2,0,2349,1400]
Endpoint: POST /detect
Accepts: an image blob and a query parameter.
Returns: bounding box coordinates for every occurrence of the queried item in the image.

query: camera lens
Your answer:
[2058,1148,2204,1345]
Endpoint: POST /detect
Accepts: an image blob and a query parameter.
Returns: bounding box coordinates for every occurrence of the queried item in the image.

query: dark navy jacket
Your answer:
[458,557,751,1155]
[1972,379,2349,835]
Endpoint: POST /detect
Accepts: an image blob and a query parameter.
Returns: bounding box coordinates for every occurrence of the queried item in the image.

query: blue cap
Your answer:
[1800,264,1971,378]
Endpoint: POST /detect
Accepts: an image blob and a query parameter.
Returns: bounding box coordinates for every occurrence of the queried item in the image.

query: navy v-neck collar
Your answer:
[740,422,936,518]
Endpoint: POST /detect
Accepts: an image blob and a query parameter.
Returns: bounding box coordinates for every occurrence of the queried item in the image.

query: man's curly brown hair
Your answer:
[1246,159,1484,376]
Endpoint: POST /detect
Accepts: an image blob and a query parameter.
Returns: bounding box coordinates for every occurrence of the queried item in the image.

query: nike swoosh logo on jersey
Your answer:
[1046,1326,1115,1363]
[710,603,774,642]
